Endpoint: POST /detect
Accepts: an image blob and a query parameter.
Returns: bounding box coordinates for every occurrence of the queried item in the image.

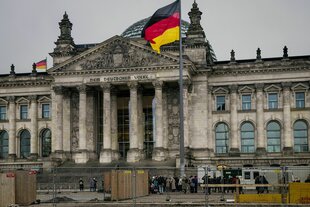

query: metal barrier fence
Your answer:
[1,165,310,206]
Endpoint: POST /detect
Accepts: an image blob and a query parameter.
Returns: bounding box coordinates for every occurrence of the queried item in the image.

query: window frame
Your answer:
[216,95,226,111]
[20,104,28,120]
[267,121,281,152]
[295,92,305,108]
[293,120,308,152]
[268,93,278,109]
[240,122,255,153]
[241,94,252,110]
[42,103,50,119]
[215,123,229,154]
[0,105,7,120]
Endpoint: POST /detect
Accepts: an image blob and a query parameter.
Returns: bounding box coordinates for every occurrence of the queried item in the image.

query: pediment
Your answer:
[16,97,29,104]
[213,87,229,95]
[264,84,282,92]
[238,86,255,94]
[49,36,185,73]
[38,96,51,103]
[292,83,309,92]
[0,98,8,105]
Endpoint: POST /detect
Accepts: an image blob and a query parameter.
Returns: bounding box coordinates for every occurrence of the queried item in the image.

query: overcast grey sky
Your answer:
[0,0,310,74]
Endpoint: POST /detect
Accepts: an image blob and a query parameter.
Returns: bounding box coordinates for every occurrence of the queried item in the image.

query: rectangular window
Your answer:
[295,92,305,108]
[216,96,225,111]
[268,93,278,109]
[242,95,251,110]
[20,105,28,120]
[42,104,50,118]
[0,106,7,120]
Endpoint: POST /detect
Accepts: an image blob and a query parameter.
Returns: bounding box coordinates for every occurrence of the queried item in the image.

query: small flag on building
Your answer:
[142,0,180,53]
[35,58,47,70]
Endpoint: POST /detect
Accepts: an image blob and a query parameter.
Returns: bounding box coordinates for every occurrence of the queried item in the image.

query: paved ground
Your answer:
[34,191,235,206]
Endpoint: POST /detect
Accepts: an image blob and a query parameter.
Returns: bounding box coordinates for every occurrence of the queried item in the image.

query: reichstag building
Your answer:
[0,2,309,169]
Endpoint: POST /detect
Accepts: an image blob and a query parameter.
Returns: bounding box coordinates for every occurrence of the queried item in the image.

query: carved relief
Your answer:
[80,42,171,70]
[167,87,180,147]
[71,92,79,151]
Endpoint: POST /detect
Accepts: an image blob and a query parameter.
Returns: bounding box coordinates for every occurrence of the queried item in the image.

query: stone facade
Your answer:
[0,2,309,169]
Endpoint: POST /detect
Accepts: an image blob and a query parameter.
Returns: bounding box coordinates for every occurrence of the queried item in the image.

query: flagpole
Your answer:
[178,0,185,178]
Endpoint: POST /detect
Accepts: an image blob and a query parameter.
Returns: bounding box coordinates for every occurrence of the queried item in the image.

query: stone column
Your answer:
[100,83,112,163]
[29,95,38,159]
[137,87,145,159]
[8,96,16,160]
[152,80,166,161]
[127,82,140,162]
[75,84,89,163]
[229,85,240,156]
[111,87,120,160]
[282,82,293,155]
[255,83,266,155]
[53,86,64,157]
[62,89,72,156]
[207,86,213,154]
[183,82,189,149]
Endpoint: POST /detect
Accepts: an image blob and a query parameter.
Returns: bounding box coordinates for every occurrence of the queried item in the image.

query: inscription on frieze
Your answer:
[86,74,156,83]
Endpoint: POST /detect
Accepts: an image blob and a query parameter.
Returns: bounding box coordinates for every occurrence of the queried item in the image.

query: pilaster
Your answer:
[29,95,38,160]
[8,96,16,160]
[229,85,240,156]
[255,83,266,155]
[62,89,72,155]
[52,86,64,159]
[282,82,293,155]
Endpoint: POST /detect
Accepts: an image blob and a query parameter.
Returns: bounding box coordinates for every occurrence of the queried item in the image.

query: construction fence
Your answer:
[0,165,310,206]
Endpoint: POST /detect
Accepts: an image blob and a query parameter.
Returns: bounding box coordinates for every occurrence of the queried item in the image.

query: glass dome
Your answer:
[121,17,190,38]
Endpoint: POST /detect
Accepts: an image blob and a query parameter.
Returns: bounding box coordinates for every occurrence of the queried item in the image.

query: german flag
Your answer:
[35,58,47,70]
[142,0,180,53]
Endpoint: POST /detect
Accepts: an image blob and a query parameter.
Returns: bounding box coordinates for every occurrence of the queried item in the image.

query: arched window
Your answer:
[294,120,308,152]
[267,121,281,152]
[41,129,51,157]
[20,129,30,158]
[215,123,229,153]
[0,131,9,158]
[241,122,255,153]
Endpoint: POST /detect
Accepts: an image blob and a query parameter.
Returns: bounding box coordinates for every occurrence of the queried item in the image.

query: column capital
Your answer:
[28,95,37,102]
[229,84,238,93]
[100,83,111,92]
[111,85,118,95]
[128,82,138,90]
[282,82,292,90]
[53,86,64,95]
[152,80,163,89]
[62,88,72,97]
[77,84,88,93]
[7,96,15,103]
[207,86,213,94]
[255,83,264,91]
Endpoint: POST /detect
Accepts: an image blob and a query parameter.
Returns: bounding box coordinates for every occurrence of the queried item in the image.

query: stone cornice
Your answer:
[0,80,52,88]
[211,61,310,76]
[49,64,194,77]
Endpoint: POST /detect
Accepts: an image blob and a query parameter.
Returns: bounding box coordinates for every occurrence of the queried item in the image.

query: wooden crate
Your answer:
[111,170,149,201]
[0,172,15,207]
[0,171,36,207]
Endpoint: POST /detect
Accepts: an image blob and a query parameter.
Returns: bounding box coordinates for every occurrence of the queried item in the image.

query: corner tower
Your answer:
[50,12,76,66]
[184,1,216,66]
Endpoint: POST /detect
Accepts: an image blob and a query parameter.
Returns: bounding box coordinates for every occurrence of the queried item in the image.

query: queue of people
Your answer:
[149,175,199,194]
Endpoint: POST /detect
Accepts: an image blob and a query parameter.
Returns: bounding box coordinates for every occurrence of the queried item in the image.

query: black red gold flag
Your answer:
[142,0,180,53]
